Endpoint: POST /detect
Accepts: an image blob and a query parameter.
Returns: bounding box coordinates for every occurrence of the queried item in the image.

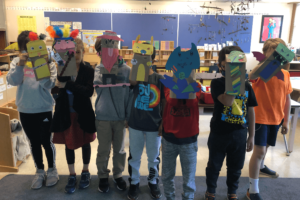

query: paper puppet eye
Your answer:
[66,41,69,44]
[178,52,181,56]
[112,41,114,44]
[31,47,34,50]
[190,51,193,56]
[57,42,60,44]
[286,54,290,57]
[147,48,150,50]
[39,46,42,49]
[105,40,108,44]
[136,46,139,48]
[281,49,284,53]
[239,55,243,58]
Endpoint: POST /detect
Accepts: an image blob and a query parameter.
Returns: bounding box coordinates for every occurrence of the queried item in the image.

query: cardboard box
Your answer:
[0,74,8,106]
[6,84,17,102]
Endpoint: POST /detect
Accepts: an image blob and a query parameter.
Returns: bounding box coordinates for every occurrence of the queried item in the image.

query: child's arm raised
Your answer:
[247,107,255,152]
[217,93,235,107]
[282,94,291,135]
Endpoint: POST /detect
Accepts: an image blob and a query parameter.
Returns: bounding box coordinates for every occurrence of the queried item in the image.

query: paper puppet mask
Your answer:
[130,54,152,82]
[26,32,51,81]
[46,25,79,76]
[133,35,154,56]
[225,51,247,96]
[252,43,295,82]
[160,43,200,99]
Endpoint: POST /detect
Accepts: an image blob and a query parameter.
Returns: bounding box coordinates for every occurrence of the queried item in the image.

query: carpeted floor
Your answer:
[0,175,299,200]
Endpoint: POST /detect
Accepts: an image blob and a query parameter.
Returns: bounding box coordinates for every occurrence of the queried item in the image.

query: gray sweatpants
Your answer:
[162,138,198,200]
[96,120,126,179]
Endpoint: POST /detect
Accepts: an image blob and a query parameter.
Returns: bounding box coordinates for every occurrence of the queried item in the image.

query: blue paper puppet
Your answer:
[160,43,200,99]
[252,43,295,82]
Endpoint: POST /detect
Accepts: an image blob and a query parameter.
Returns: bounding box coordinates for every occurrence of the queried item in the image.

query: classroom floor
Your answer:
[1,107,300,182]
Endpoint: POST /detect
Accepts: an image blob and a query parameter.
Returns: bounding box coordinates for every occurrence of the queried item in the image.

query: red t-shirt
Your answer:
[162,83,201,139]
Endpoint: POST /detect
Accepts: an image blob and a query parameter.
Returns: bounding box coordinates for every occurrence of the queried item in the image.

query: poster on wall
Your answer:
[17,16,37,34]
[259,15,283,43]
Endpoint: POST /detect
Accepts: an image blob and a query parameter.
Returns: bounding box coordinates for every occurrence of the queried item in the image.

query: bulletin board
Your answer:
[178,14,253,53]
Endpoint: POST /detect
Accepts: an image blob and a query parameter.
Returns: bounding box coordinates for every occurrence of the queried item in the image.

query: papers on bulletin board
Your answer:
[50,21,72,27]
[18,16,37,34]
[82,31,121,50]
[73,22,82,30]
[0,93,3,100]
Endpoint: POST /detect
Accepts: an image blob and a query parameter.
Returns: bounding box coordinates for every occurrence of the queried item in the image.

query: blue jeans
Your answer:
[128,127,161,185]
[162,138,198,200]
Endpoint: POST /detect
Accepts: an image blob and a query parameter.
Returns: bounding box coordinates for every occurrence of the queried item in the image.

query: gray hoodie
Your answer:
[6,57,57,113]
[94,62,132,121]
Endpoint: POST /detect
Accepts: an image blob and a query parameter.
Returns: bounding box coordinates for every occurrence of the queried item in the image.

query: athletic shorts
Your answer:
[254,123,280,146]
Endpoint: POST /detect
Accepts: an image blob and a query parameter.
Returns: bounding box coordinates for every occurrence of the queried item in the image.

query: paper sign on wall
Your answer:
[0,84,6,92]
[73,22,82,30]
[26,33,51,81]
[130,54,151,82]
[160,43,200,99]
[252,43,295,82]
[225,51,247,96]
[18,16,37,34]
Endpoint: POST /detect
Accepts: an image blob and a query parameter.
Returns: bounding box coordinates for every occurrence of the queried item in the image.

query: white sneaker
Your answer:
[46,167,59,187]
[31,169,45,190]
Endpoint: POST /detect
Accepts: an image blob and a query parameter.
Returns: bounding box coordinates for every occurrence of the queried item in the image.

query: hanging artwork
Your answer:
[259,15,283,43]
[225,51,247,95]
[26,32,51,81]
[252,43,294,82]
[160,43,200,99]
[130,35,154,82]
[46,25,79,76]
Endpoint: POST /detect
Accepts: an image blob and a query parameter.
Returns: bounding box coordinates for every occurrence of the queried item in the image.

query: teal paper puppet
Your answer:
[225,51,247,96]
[160,43,200,99]
[252,43,295,82]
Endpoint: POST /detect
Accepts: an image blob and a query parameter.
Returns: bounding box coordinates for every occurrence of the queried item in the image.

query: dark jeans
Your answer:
[20,112,55,170]
[65,143,91,165]
[206,129,247,194]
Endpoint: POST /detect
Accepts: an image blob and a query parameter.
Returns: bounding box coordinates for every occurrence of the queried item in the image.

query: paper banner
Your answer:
[26,40,51,81]
[18,16,37,34]
[160,43,200,99]
[129,54,151,82]
[252,43,295,82]
[225,51,246,96]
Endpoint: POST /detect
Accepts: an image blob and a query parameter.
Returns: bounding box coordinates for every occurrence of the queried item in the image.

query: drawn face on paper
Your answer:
[132,35,154,56]
[275,43,295,64]
[101,38,119,73]
[54,39,76,53]
[26,40,48,58]
[165,43,200,80]
[227,51,245,63]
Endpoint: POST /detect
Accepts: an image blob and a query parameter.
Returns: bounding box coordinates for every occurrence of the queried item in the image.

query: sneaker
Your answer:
[260,165,279,178]
[247,189,263,200]
[79,171,91,189]
[148,180,162,199]
[227,193,239,200]
[204,191,216,200]
[46,168,59,187]
[31,169,46,190]
[114,177,127,191]
[127,182,140,200]
[65,175,77,194]
[98,178,109,193]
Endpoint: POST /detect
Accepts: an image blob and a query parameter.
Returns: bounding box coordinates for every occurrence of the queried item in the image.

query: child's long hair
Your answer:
[262,38,289,70]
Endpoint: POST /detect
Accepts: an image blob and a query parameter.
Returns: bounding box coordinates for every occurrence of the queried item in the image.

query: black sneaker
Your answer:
[227,193,239,200]
[260,165,279,178]
[127,182,140,200]
[79,171,91,189]
[148,180,162,199]
[98,178,109,193]
[204,191,215,200]
[65,175,77,194]
[114,177,127,191]
[247,189,263,200]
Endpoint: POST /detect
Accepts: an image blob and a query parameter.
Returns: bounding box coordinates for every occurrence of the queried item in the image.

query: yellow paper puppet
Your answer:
[130,35,153,82]
[26,32,50,81]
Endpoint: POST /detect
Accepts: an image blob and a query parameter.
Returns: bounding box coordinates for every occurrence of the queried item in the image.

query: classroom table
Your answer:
[0,53,19,67]
[286,99,300,155]
[291,77,300,91]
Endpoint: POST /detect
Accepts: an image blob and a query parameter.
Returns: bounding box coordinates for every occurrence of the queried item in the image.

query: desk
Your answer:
[291,77,300,101]
[287,100,300,154]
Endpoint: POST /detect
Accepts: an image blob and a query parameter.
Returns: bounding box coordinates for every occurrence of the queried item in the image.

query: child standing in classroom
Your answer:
[247,39,292,200]
[205,46,257,200]
[50,35,96,194]
[6,31,58,189]
[93,34,131,193]
[161,82,201,200]
[127,43,166,200]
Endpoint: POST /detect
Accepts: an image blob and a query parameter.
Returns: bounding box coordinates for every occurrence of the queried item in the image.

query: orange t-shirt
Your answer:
[252,69,293,125]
